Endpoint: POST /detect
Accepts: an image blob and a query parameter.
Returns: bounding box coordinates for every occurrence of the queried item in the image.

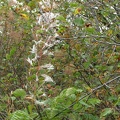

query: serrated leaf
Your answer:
[12,89,26,98]
[74,17,84,26]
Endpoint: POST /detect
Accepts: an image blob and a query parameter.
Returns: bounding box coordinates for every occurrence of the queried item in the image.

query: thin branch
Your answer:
[92,76,120,91]
[57,35,120,46]
[51,76,120,119]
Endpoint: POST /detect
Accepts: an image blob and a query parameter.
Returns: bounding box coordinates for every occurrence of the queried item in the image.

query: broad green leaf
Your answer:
[12,89,26,98]
[10,110,31,120]
[100,108,113,118]
[74,17,84,26]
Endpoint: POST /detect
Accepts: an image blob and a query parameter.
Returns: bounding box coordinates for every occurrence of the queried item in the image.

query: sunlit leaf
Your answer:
[10,110,31,120]
[12,89,26,98]
[20,13,29,20]
[65,87,77,96]
[100,108,113,118]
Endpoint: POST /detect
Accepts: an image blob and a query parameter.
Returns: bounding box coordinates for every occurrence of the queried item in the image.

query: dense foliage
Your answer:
[0,0,120,120]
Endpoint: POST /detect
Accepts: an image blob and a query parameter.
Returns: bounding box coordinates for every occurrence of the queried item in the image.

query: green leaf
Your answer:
[73,103,82,110]
[70,2,79,7]
[65,87,77,96]
[82,114,100,120]
[6,47,16,60]
[10,110,31,120]
[100,108,113,118]
[10,47,16,56]
[74,17,84,26]
[115,97,120,106]
[28,104,34,114]
[86,27,95,34]
[6,54,11,60]
[28,1,36,9]
[36,29,44,34]
[68,94,76,101]
[88,98,101,106]
[76,89,83,93]
[83,61,91,69]
[57,16,66,22]
[12,89,26,98]
[57,25,66,33]
[79,100,91,108]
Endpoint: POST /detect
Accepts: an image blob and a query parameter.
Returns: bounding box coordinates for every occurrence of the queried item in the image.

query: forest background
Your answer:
[0,0,120,120]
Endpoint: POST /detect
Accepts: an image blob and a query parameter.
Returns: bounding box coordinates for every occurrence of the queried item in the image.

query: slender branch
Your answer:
[57,35,120,46]
[92,76,120,91]
[50,76,120,119]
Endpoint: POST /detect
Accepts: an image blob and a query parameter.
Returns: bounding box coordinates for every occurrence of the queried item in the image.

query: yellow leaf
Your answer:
[74,8,82,15]
[107,30,112,36]
[20,13,29,20]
